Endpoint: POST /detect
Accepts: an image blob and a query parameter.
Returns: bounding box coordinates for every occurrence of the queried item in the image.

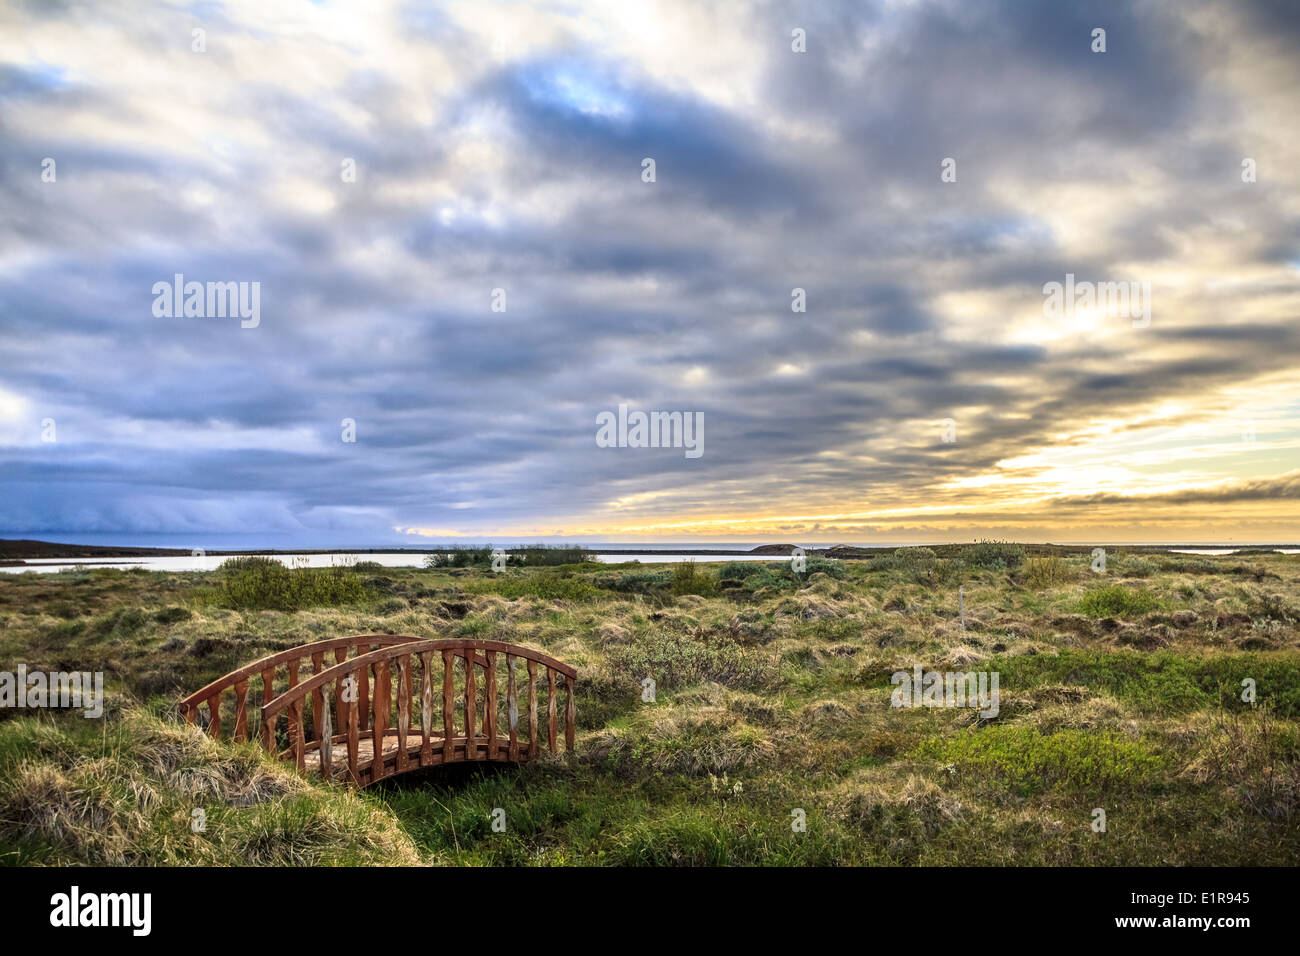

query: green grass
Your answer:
[1075,584,1160,617]
[913,726,1167,794]
[1,547,1297,865]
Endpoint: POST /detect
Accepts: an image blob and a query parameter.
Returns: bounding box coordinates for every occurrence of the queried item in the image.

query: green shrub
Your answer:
[219,561,365,611]
[1022,556,1074,589]
[424,547,493,569]
[961,540,1026,570]
[1075,585,1160,618]
[672,560,717,597]
[511,545,595,566]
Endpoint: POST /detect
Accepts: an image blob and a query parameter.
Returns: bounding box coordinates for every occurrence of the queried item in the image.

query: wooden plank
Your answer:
[233,678,249,742]
[464,649,477,759]
[310,650,326,743]
[206,693,221,739]
[565,675,576,751]
[347,667,360,785]
[261,666,276,750]
[442,650,455,762]
[507,655,519,762]
[547,668,558,753]
[372,660,390,781]
[527,659,538,753]
[485,650,497,758]
[420,651,434,765]
[396,655,411,772]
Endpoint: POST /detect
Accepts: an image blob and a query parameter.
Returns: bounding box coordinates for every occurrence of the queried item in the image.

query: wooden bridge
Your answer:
[178,635,577,787]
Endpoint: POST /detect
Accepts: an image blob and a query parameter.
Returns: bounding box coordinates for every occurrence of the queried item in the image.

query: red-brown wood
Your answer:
[346,667,360,785]
[206,693,221,739]
[507,654,519,762]
[372,660,390,782]
[420,651,434,765]
[527,659,538,752]
[565,675,576,751]
[547,668,558,753]
[234,637,576,788]
[442,649,455,762]
[485,650,498,758]
[464,649,477,759]
[310,650,326,743]
[261,666,276,748]
[396,655,411,773]
[356,642,370,731]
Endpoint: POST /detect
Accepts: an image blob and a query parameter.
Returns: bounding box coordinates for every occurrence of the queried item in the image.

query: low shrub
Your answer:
[1075,585,1160,618]
[961,540,1026,571]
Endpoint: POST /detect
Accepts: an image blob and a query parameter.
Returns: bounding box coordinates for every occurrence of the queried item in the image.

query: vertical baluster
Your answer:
[319,685,333,782]
[286,660,302,767]
[547,668,558,753]
[507,655,519,762]
[233,679,249,742]
[527,659,538,758]
[372,660,390,781]
[485,650,497,758]
[206,693,221,739]
[396,655,411,772]
[356,643,370,731]
[420,651,434,765]
[260,666,276,750]
[333,647,347,734]
[442,649,455,762]
[310,650,326,742]
[464,649,477,759]
[565,675,576,751]
[347,667,360,785]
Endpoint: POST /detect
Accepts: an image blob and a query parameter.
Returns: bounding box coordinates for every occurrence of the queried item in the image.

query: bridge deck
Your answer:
[289,730,538,785]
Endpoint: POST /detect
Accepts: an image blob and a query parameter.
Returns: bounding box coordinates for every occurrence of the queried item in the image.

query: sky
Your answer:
[0,0,1297,549]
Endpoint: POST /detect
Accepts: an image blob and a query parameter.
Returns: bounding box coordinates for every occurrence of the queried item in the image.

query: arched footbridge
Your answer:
[179,635,577,787]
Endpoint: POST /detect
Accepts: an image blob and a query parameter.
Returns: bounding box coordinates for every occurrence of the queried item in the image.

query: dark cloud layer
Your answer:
[0,0,1297,544]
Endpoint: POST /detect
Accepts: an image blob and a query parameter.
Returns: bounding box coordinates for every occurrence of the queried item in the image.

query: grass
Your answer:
[1075,584,1160,618]
[0,547,1297,865]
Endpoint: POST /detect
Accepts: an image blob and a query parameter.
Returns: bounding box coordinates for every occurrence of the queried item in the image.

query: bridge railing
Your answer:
[261,639,578,785]
[178,634,421,746]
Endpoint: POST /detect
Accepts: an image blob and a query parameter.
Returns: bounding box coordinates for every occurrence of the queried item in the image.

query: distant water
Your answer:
[0,551,784,575]
[3,547,1295,575]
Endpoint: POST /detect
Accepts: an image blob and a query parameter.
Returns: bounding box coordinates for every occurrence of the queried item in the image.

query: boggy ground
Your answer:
[1,546,1297,866]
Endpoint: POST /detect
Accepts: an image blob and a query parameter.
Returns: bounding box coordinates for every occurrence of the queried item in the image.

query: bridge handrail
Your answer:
[262,638,576,722]
[261,638,577,782]
[177,634,422,740]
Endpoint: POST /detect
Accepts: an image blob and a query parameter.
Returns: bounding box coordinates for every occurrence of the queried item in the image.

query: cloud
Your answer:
[0,0,1297,545]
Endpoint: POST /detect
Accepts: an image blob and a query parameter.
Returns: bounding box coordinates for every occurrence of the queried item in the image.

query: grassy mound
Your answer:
[0,712,420,865]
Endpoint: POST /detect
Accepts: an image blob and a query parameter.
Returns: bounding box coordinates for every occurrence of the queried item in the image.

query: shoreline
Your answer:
[1,538,1297,567]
